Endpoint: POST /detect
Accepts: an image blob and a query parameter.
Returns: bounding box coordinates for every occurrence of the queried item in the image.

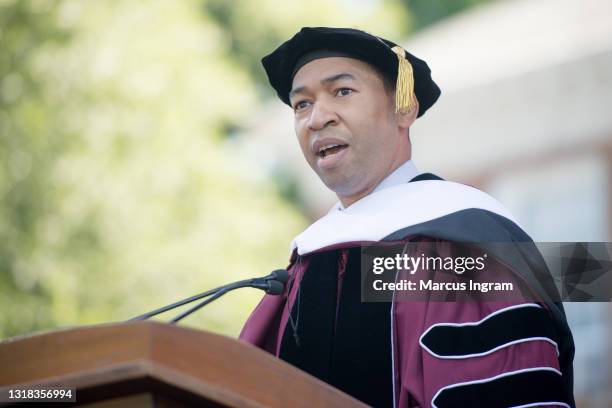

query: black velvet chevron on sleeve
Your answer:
[420,304,557,358]
[432,368,569,408]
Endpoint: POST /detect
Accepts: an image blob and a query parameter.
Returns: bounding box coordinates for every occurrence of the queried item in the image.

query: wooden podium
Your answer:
[0,322,368,407]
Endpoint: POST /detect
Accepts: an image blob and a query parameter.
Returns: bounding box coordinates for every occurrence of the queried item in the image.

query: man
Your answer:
[240,27,575,407]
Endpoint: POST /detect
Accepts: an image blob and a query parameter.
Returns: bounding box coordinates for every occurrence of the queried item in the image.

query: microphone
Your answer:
[268,269,289,284]
[266,280,285,295]
[128,269,289,323]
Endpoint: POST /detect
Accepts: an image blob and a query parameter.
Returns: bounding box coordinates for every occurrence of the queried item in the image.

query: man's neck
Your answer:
[336,160,419,210]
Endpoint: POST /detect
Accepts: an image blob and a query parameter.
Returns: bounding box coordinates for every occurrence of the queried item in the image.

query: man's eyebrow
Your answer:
[289,86,306,100]
[321,72,356,85]
[289,73,356,100]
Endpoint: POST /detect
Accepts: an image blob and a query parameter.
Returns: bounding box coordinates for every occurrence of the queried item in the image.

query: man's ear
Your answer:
[396,97,419,130]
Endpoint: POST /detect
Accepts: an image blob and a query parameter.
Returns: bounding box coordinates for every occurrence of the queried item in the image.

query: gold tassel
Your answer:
[391,46,415,114]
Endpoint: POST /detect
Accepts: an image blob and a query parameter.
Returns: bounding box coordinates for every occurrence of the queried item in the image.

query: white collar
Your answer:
[330,160,420,213]
[292,180,518,255]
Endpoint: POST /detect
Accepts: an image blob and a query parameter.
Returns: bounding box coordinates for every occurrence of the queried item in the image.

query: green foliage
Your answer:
[0,0,72,337]
[0,0,306,339]
[402,0,491,30]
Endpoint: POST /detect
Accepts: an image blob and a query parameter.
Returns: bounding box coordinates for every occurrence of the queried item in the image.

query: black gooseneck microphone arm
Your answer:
[128,269,289,323]
[169,279,285,323]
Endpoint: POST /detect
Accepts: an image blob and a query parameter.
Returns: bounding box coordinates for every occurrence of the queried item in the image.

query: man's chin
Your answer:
[320,174,350,192]
[322,178,366,199]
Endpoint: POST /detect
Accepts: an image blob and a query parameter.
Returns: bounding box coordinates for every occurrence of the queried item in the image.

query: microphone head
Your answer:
[266,280,285,295]
[271,269,289,284]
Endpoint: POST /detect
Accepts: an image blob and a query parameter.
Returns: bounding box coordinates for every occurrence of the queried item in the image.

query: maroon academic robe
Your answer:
[240,177,574,407]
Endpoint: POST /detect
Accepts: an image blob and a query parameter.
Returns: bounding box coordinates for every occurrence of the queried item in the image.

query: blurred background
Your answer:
[1,0,610,405]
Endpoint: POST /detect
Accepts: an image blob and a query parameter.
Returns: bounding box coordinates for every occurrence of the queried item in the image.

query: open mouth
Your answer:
[317,144,348,158]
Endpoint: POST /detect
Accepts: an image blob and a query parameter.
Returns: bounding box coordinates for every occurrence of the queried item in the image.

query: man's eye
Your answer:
[294,100,310,111]
[336,88,353,96]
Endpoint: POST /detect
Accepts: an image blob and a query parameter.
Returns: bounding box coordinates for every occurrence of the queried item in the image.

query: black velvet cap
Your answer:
[262,27,441,118]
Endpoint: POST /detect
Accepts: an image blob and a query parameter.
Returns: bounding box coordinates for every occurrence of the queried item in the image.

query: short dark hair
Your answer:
[362,60,396,100]
[377,67,396,96]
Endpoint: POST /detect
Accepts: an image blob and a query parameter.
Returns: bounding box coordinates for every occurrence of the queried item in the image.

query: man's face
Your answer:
[290,57,412,206]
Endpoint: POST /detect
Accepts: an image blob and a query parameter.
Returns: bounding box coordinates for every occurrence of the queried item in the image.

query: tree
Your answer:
[0,0,305,338]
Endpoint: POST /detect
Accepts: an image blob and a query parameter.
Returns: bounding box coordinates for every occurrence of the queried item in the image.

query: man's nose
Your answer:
[307,101,338,131]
